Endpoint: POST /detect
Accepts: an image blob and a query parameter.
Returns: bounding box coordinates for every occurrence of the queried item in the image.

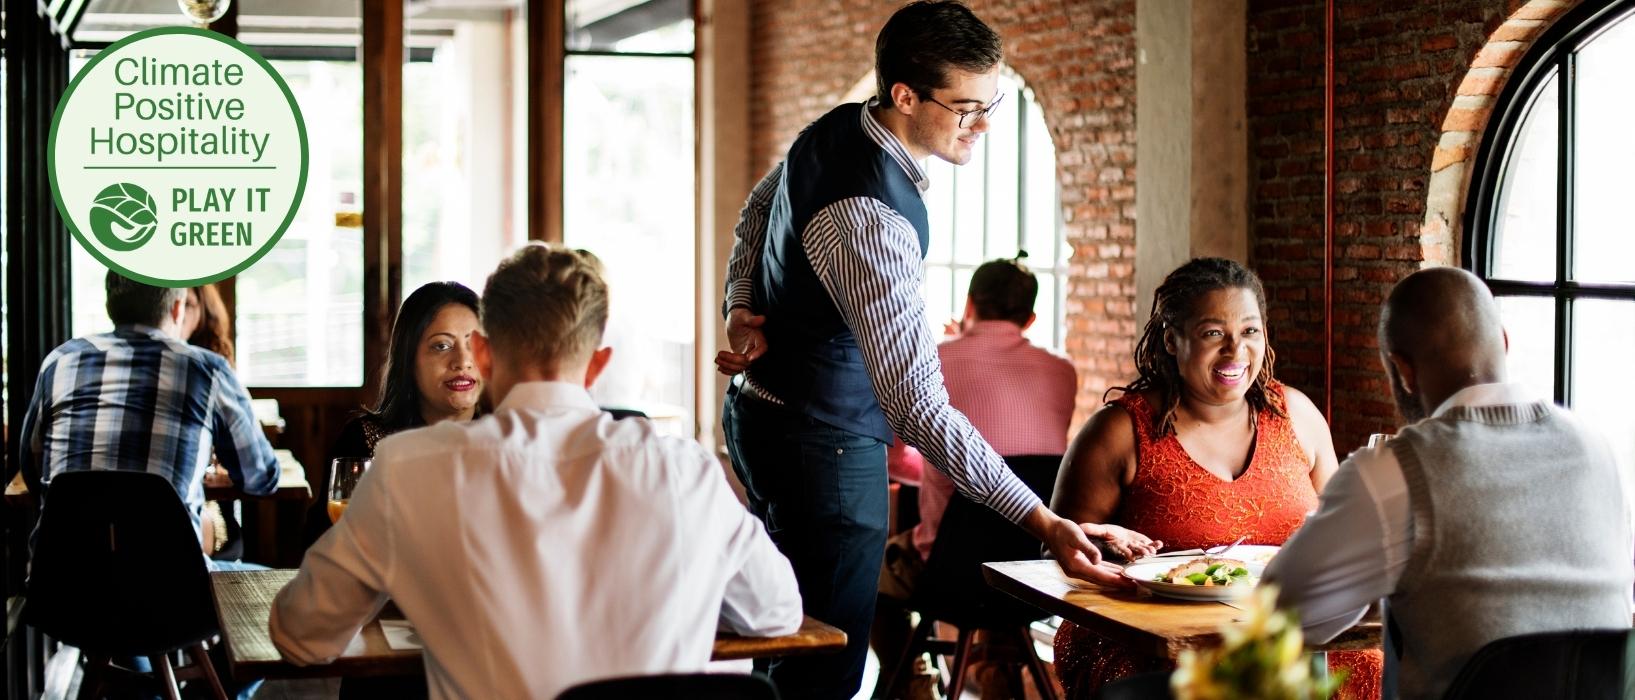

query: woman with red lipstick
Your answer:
[1048,258,1381,699]
[308,282,484,541]
[304,281,483,700]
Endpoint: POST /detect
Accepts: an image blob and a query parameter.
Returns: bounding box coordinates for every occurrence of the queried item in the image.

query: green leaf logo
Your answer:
[88,182,160,252]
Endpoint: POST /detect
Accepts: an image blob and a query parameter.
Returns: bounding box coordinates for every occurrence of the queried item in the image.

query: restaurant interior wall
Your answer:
[1245,0,1580,453]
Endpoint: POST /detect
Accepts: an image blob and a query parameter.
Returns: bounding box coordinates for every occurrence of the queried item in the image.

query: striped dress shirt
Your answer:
[18,326,280,536]
[723,102,1042,524]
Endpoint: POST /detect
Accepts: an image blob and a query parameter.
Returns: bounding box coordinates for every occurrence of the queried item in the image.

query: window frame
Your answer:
[1463,0,1635,406]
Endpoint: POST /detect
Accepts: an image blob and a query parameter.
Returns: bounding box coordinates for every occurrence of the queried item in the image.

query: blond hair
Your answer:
[480,242,609,371]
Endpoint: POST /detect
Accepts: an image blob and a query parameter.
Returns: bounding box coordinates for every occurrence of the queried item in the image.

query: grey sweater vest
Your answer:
[1389,401,1633,699]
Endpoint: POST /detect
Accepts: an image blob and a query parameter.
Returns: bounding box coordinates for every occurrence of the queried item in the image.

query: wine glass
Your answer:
[328,457,371,523]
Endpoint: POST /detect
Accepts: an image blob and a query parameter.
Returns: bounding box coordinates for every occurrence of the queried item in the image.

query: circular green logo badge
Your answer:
[49,26,308,287]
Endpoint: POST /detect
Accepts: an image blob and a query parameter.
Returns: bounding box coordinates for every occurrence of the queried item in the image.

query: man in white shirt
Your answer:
[271,242,804,699]
[1264,267,1633,699]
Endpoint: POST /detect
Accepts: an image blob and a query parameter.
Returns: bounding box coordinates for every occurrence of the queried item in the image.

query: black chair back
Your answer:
[24,470,220,657]
[1441,628,1634,700]
[602,407,649,421]
[556,672,780,700]
[912,454,1061,629]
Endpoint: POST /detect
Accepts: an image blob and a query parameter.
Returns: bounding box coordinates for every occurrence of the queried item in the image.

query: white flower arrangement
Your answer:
[1171,585,1347,700]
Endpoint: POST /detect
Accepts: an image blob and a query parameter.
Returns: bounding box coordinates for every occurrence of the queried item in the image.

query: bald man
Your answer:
[1263,267,1634,700]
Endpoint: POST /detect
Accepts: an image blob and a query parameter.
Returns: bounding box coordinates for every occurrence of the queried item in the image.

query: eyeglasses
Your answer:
[922,91,1005,129]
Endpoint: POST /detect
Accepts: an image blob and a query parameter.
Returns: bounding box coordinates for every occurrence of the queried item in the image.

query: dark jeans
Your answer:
[723,385,889,700]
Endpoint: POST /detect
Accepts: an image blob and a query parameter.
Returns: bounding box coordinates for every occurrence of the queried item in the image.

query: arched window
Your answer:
[919,70,1066,351]
[1465,1,1635,468]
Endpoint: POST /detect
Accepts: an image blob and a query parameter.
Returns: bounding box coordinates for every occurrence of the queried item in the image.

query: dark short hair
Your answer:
[480,242,609,372]
[875,1,1002,102]
[105,270,185,327]
[370,281,482,431]
[968,254,1038,326]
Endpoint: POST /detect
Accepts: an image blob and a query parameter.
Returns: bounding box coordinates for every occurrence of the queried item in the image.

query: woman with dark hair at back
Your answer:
[307,281,484,542]
[181,283,249,563]
[184,283,235,363]
[1049,258,1382,699]
[334,281,484,456]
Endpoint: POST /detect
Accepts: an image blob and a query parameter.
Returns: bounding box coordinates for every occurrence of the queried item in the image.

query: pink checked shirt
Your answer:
[911,320,1078,560]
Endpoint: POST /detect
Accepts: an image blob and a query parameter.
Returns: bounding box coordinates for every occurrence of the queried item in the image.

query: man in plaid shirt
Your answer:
[17,271,279,568]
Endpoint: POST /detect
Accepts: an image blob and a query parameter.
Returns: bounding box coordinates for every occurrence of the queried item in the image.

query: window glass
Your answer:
[924,164,954,266]
[1477,5,1635,427]
[1022,89,1062,269]
[1572,299,1635,470]
[401,12,529,295]
[1571,14,1635,283]
[983,89,1020,260]
[951,145,987,265]
[68,51,111,339]
[234,59,363,386]
[1494,296,1555,403]
[1490,72,1558,283]
[563,54,694,430]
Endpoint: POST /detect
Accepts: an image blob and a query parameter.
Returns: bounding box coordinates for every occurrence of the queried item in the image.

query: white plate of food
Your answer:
[1123,556,1265,601]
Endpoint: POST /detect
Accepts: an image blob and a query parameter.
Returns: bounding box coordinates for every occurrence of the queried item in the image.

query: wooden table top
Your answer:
[211,569,846,679]
[982,560,1381,660]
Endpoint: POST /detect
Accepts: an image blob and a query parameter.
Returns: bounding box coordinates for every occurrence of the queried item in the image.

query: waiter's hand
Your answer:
[1023,505,1135,588]
[715,307,769,376]
[1083,522,1161,561]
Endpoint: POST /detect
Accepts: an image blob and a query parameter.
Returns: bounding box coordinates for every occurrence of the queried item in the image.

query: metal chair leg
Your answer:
[189,642,229,700]
[75,654,108,700]
[947,628,975,700]
[148,653,182,700]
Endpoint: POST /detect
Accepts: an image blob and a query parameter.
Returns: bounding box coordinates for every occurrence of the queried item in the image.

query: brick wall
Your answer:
[1246,0,1575,454]
[747,0,1577,452]
[748,0,1139,421]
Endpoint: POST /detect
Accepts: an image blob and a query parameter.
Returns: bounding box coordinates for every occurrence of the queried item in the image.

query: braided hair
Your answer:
[1108,257,1285,436]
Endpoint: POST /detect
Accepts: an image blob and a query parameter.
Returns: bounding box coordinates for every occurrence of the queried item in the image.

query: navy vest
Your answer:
[748,103,930,442]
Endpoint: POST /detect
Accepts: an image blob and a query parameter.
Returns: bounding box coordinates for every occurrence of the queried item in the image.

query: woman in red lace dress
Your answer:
[1050,258,1382,700]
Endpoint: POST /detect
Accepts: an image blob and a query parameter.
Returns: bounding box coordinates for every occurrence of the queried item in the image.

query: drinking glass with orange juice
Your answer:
[329,457,371,523]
